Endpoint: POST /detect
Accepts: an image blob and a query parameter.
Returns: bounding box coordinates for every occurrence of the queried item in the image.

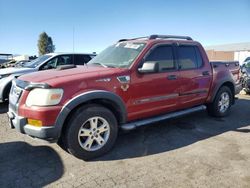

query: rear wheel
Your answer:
[207,86,232,117]
[60,105,118,160]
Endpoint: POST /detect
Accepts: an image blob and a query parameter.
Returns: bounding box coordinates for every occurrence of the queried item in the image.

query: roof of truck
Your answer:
[117,34,201,47]
[118,34,196,43]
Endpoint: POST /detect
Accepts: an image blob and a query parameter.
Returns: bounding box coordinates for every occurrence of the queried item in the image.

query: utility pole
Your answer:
[73,26,75,53]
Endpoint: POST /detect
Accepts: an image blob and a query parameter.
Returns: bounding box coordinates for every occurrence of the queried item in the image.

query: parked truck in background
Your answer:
[8,35,241,160]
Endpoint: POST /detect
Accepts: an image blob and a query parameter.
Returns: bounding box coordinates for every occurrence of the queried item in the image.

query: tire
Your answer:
[60,104,118,160]
[207,86,232,117]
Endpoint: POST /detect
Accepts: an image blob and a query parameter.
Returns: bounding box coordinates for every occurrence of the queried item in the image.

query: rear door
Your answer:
[128,44,180,120]
[177,44,212,108]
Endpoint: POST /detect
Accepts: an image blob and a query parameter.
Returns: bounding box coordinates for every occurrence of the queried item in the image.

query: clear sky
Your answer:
[0,0,249,55]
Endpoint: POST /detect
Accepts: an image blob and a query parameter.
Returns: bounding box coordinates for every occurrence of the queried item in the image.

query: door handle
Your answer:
[167,75,177,80]
[202,71,210,76]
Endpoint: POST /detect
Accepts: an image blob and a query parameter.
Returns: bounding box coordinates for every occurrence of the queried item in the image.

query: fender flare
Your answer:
[54,90,127,139]
[210,77,235,103]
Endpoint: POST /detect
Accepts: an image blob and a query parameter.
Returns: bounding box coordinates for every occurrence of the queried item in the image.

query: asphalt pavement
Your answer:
[0,94,250,188]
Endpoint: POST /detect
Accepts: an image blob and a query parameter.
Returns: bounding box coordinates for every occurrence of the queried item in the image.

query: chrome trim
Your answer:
[9,81,23,113]
[121,105,206,130]
[179,89,208,96]
[96,78,111,82]
[134,93,178,104]
[117,75,130,83]
[24,124,55,131]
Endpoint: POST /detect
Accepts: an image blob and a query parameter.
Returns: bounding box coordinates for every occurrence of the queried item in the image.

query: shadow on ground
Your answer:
[0,142,64,187]
[0,102,8,114]
[96,98,250,161]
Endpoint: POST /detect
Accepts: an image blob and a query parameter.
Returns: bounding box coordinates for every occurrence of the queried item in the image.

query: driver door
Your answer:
[128,44,180,121]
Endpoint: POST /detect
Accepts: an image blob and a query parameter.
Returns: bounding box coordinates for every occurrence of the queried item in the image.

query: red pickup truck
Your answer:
[8,35,241,160]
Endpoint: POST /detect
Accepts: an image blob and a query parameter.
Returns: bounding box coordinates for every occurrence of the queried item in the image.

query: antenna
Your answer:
[73,26,75,53]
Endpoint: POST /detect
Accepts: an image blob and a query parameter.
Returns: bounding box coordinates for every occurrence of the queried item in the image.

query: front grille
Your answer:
[9,82,23,113]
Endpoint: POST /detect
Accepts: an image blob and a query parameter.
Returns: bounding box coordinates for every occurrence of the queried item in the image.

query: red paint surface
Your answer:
[18,39,240,126]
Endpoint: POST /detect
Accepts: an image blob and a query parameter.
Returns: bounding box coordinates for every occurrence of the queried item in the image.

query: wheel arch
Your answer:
[54,90,127,139]
[211,80,235,104]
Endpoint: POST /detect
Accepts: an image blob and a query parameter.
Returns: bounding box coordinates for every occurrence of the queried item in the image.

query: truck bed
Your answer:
[210,60,240,80]
[210,60,241,95]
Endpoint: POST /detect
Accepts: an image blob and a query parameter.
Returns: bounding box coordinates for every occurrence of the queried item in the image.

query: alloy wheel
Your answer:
[218,92,230,113]
[78,117,110,151]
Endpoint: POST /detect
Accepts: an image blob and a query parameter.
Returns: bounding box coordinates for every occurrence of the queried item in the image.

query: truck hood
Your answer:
[19,65,125,86]
[0,67,36,76]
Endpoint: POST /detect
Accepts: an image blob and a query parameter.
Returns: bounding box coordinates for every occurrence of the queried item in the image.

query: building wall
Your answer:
[13,55,29,61]
[206,50,234,61]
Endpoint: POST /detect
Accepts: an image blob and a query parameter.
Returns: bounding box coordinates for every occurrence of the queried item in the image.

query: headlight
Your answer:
[26,88,63,107]
[0,74,10,79]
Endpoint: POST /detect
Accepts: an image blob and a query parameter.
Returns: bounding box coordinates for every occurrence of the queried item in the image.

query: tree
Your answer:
[37,32,55,56]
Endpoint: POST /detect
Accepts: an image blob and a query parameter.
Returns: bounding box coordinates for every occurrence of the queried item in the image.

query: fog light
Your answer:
[28,119,42,127]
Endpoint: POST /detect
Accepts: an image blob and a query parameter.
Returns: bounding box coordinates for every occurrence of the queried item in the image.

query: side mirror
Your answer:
[138,61,159,73]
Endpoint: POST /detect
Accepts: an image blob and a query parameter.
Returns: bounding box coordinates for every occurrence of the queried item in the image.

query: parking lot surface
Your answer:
[0,94,250,188]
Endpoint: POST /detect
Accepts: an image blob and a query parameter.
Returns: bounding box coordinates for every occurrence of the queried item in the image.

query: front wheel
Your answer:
[61,105,118,160]
[207,86,232,117]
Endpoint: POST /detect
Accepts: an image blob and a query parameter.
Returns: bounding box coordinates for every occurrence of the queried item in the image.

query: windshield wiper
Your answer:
[92,62,108,67]
[91,63,116,68]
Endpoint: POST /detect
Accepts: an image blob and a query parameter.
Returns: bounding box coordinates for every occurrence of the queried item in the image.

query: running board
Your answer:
[121,105,206,131]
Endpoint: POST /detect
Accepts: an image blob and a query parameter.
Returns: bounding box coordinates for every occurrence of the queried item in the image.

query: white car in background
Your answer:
[0,52,96,102]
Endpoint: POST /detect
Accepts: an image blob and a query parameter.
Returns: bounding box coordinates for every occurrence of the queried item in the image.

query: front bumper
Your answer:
[7,110,58,142]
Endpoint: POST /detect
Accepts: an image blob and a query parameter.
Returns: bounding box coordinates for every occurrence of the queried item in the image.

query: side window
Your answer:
[178,46,203,70]
[57,55,72,66]
[145,45,175,72]
[73,55,91,65]
[83,55,91,63]
[40,57,57,70]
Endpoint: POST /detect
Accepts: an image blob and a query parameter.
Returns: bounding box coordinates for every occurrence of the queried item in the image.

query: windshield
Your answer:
[88,42,146,68]
[23,55,52,68]
[244,57,250,62]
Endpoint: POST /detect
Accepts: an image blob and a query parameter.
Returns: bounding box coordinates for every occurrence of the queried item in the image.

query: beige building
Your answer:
[205,42,250,65]
[13,55,29,61]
